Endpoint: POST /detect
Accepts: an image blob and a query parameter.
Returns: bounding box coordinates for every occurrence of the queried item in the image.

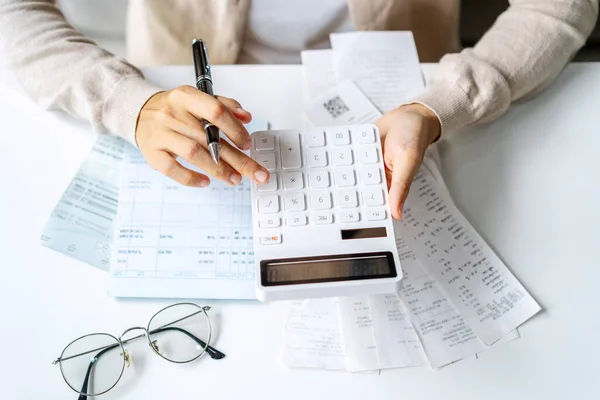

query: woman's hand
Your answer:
[377,103,441,220]
[135,85,270,187]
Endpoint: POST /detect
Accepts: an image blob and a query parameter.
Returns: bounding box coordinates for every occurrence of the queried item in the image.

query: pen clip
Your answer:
[202,41,211,71]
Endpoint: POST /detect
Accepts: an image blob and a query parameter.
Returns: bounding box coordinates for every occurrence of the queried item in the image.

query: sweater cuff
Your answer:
[411,79,474,136]
[103,75,163,146]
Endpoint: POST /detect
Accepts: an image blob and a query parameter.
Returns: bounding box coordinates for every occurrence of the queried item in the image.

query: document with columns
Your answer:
[108,119,268,300]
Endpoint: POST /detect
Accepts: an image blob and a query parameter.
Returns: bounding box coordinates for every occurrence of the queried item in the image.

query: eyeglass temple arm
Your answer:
[78,343,121,400]
[149,326,226,360]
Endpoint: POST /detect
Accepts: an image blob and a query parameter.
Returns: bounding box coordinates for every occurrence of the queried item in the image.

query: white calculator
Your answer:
[249,124,403,301]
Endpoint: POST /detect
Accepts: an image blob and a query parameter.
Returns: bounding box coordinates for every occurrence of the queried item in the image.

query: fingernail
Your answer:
[237,107,251,116]
[199,179,210,188]
[254,170,268,183]
[230,173,242,185]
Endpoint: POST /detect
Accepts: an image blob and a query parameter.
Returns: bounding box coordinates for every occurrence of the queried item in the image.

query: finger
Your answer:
[168,113,253,168]
[220,140,270,184]
[216,96,253,124]
[166,115,269,185]
[177,90,252,150]
[160,113,206,144]
[388,150,422,220]
[376,114,392,143]
[147,151,210,187]
[159,130,243,186]
[385,167,392,191]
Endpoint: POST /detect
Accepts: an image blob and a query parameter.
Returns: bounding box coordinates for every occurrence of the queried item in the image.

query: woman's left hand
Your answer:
[376,103,441,220]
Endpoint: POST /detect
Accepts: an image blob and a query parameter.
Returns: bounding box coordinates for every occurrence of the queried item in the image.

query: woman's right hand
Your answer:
[135,85,270,187]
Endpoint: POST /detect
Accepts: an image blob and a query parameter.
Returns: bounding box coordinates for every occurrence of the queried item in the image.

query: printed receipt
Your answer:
[370,294,429,368]
[300,49,337,101]
[397,166,541,345]
[395,234,488,367]
[280,159,526,371]
[41,135,132,270]
[394,161,519,367]
[280,299,346,370]
[338,295,427,371]
[303,80,382,127]
[281,296,427,372]
[337,296,380,371]
[330,31,425,113]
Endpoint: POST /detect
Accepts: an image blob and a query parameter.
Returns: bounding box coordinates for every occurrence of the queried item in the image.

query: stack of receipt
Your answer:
[280,31,540,372]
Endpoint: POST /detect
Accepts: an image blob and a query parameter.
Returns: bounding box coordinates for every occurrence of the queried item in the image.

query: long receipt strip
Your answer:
[107,119,268,299]
[41,135,131,270]
[397,167,541,345]
[280,160,527,371]
[338,294,428,371]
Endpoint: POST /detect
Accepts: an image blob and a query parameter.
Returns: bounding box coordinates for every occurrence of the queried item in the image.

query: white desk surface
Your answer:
[1,63,599,400]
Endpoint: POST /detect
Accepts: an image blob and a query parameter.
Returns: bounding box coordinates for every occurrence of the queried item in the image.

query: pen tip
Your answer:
[209,143,221,164]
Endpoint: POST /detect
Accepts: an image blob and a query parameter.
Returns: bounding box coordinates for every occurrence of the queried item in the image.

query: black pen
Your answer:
[192,38,220,164]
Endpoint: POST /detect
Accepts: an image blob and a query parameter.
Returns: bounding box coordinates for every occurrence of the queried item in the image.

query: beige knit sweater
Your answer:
[0,0,597,145]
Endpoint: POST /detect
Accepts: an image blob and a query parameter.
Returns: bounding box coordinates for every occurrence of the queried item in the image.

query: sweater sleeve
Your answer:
[0,0,163,145]
[413,0,599,135]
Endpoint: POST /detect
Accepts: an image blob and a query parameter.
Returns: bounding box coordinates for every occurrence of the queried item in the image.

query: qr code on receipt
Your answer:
[323,96,350,118]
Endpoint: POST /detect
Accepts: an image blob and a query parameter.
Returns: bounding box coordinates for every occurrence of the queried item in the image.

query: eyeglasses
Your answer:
[52,303,225,398]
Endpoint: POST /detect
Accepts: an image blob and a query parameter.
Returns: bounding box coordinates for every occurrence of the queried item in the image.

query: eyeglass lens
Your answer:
[59,333,125,396]
[147,303,212,363]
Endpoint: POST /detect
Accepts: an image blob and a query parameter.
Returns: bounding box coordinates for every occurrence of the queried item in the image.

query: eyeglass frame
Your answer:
[51,302,226,398]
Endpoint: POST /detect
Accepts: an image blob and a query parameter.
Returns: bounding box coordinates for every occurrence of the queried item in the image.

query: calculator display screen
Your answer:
[260,252,396,286]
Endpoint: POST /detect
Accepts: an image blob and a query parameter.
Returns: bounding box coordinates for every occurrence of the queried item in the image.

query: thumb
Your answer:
[388,149,422,220]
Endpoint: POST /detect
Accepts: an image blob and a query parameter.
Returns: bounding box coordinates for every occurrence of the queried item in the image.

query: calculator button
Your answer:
[306,129,325,147]
[283,171,304,190]
[309,170,330,189]
[253,132,274,151]
[363,188,385,206]
[286,215,308,227]
[328,128,351,146]
[333,149,353,166]
[285,193,306,211]
[280,132,302,169]
[334,168,356,187]
[256,153,276,171]
[365,209,386,221]
[359,167,381,185]
[353,126,376,144]
[260,234,282,245]
[337,190,358,208]
[314,213,334,224]
[306,148,328,168]
[258,195,279,214]
[257,173,277,192]
[340,211,360,223]
[358,147,379,164]
[310,192,332,210]
[259,216,281,228]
